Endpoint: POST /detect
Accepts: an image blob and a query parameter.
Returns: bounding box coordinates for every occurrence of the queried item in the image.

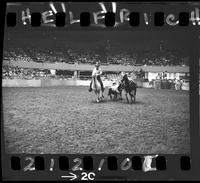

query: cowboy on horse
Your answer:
[88,61,105,92]
[121,72,137,103]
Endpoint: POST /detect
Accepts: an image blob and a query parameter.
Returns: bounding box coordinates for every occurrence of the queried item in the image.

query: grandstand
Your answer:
[3,46,189,85]
[3,30,190,87]
[3,46,189,66]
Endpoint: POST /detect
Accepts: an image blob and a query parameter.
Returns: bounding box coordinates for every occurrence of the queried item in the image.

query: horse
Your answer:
[121,73,137,103]
[107,81,124,100]
[91,75,104,103]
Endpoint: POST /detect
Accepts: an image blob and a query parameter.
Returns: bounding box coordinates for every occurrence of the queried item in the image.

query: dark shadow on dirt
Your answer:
[93,98,145,105]
[119,100,145,105]
[105,98,124,102]
[132,101,145,105]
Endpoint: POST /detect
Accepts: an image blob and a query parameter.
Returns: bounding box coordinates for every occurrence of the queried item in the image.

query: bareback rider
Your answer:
[88,62,105,92]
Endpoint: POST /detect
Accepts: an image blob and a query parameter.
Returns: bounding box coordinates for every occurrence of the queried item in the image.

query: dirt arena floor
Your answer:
[2,86,190,154]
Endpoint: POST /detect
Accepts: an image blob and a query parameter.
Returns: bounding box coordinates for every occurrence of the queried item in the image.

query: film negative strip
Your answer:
[1,1,200,181]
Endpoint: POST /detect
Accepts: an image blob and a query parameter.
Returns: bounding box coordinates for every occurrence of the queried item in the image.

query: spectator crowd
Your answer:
[3,46,189,66]
[2,66,55,80]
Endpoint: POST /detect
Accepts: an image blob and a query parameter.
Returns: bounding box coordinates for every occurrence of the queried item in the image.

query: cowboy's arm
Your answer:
[97,68,102,76]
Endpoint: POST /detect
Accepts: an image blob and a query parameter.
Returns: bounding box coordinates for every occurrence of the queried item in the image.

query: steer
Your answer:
[108,81,124,100]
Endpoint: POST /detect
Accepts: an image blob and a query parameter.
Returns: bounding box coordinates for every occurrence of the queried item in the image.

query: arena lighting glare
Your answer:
[20,2,200,27]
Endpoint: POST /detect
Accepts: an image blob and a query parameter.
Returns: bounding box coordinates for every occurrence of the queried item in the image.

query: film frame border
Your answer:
[5,10,192,27]
[1,0,200,181]
[4,1,200,28]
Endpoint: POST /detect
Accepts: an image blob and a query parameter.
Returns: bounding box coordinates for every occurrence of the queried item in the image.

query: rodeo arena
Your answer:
[2,30,191,154]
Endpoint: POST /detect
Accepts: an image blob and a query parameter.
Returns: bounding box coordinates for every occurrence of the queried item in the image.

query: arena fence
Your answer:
[152,79,189,91]
[2,79,112,87]
[2,79,189,91]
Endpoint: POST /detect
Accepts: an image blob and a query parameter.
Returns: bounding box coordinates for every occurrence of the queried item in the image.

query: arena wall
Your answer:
[2,79,113,87]
[2,79,189,91]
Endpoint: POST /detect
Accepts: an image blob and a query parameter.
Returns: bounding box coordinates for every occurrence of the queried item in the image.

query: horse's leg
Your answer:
[116,93,119,100]
[114,93,117,100]
[129,92,134,103]
[99,91,103,101]
[101,90,104,99]
[95,91,99,103]
[132,95,134,103]
[132,89,136,103]
[97,92,100,103]
[133,88,136,102]
[120,92,122,99]
[99,91,102,101]
[125,92,129,103]
[107,89,111,99]
[134,90,136,102]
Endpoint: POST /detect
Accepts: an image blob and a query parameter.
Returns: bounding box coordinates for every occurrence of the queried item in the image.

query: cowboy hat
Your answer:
[95,61,100,66]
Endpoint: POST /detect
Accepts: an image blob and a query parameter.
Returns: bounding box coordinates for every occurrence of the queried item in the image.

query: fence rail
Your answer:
[2,79,189,91]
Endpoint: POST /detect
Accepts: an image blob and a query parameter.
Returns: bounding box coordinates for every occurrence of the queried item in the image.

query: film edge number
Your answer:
[10,155,191,171]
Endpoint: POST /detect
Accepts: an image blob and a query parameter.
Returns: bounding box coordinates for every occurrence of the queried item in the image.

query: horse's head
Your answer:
[121,73,128,83]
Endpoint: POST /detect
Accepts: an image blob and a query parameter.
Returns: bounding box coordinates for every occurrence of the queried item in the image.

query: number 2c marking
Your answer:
[81,172,95,180]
